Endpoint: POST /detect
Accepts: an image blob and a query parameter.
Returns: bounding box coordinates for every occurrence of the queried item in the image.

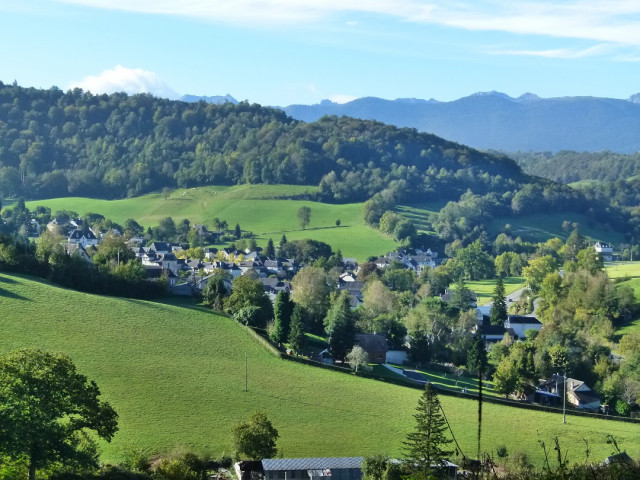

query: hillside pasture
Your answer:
[464,276,525,305]
[606,262,640,335]
[24,185,398,261]
[1,273,639,465]
[486,213,625,244]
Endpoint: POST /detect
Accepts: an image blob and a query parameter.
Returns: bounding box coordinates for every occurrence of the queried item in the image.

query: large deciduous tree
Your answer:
[232,411,279,460]
[0,349,118,480]
[225,275,273,328]
[297,206,311,230]
[291,267,330,332]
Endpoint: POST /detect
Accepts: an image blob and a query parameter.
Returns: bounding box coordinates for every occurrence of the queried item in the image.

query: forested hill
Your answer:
[0,83,525,202]
[510,150,640,184]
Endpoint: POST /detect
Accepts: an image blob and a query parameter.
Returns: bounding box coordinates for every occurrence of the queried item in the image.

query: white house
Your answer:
[504,315,543,339]
[594,242,614,262]
[67,229,99,248]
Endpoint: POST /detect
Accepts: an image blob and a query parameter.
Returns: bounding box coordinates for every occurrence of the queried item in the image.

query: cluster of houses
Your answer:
[47,217,607,413]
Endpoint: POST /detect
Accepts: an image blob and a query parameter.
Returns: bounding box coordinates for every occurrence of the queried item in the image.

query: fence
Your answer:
[241,324,640,425]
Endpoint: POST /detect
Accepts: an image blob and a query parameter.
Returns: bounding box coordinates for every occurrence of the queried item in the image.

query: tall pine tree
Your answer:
[489,276,508,326]
[403,383,454,477]
[287,305,305,354]
[265,238,276,258]
[323,290,356,362]
[270,290,294,344]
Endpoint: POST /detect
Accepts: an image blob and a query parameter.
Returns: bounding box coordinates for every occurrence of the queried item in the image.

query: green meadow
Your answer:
[24,185,398,261]
[486,213,625,244]
[464,276,525,306]
[606,262,640,335]
[1,273,639,465]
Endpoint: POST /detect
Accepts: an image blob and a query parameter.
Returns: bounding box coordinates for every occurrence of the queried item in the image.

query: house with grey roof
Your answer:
[262,457,363,480]
[67,229,99,248]
[355,334,388,363]
[504,315,543,339]
[538,374,601,411]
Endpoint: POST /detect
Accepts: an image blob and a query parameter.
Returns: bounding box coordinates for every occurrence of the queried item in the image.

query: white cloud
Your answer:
[490,44,614,59]
[68,65,179,99]
[55,1,640,51]
[328,94,357,104]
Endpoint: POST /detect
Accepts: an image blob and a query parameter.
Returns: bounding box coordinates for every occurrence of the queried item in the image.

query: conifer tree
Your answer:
[489,276,508,325]
[324,290,356,362]
[403,383,454,477]
[287,305,305,354]
[265,238,276,258]
[270,290,294,344]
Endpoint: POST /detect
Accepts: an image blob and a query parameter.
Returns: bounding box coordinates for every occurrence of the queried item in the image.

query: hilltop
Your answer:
[1,271,639,464]
[0,83,521,203]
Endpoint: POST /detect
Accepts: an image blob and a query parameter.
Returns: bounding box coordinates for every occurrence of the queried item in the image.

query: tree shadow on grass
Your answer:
[0,286,30,301]
[0,275,18,284]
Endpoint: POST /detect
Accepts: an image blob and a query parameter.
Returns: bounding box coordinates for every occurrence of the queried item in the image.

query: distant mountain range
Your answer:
[280,92,640,153]
[180,94,238,105]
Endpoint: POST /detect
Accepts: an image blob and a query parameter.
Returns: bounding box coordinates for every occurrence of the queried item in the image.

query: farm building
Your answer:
[262,457,363,480]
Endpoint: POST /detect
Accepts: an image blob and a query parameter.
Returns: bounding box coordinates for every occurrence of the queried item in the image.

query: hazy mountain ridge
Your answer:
[180,93,238,104]
[283,92,640,153]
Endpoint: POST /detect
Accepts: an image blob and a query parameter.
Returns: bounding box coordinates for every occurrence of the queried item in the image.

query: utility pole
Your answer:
[563,372,567,425]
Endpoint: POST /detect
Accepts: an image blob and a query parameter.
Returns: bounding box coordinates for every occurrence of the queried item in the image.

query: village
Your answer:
[39,214,611,418]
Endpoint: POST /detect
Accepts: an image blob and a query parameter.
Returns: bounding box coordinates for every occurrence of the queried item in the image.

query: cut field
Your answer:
[464,276,525,306]
[24,185,398,261]
[392,203,624,244]
[606,262,640,335]
[1,273,639,465]
[486,213,625,244]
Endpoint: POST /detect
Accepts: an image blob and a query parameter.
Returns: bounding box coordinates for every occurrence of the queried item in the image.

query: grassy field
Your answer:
[486,213,625,244]
[1,273,639,465]
[394,201,447,234]
[605,262,640,335]
[23,185,398,261]
[372,365,499,398]
[464,276,525,306]
[392,202,624,244]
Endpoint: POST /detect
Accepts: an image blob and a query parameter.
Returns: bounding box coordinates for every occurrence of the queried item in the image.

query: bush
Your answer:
[496,444,508,458]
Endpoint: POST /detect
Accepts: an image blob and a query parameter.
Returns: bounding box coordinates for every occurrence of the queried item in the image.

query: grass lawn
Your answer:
[459,277,525,306]
[377,364,499,398]
[23,185,398,261]
[1,273,639,465]
[395,201,446,234]
[606,262,640,335]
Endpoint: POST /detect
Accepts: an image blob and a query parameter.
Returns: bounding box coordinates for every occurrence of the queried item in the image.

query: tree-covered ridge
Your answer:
[510,150,640,184]
[0,82,524,201]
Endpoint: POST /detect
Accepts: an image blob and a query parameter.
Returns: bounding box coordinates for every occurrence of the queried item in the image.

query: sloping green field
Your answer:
[1,273,638,465]
[606,262,640,335]
[24,185,397,261]
[486,213,625,244]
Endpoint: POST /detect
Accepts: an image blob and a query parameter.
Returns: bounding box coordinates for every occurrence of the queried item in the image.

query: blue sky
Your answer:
[1,0,640,105]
